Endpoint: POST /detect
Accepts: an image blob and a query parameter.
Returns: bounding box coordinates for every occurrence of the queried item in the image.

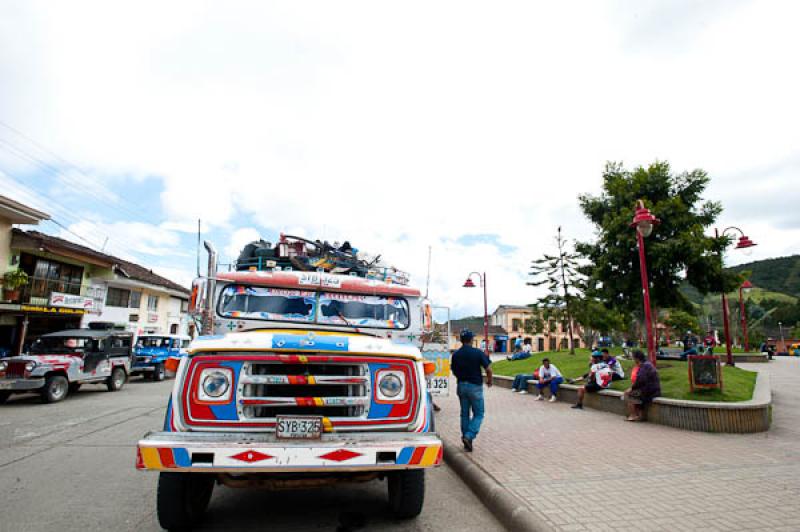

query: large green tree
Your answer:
[577,161,737,319]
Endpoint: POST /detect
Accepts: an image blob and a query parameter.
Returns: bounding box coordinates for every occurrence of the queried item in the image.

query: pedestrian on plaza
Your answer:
[451,328,493,452]
[570,351,612,410]
[601,348,625,381]
[682,330,698,356]
[514,335,523,352]
[535,358,563,402]
[623,350,661,421]
[703,331,717,354]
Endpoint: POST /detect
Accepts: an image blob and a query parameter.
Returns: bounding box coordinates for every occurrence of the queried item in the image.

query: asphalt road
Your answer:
[0,378,502,532]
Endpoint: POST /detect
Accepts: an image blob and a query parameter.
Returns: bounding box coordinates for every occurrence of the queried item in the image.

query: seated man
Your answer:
[511,368,538,394]
[535,358,563,402]
[601,348,625,381]
[570,351,612,410]
[506,341,532,361]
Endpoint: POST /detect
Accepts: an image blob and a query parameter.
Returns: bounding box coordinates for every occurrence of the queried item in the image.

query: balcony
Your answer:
[17,277,83,306]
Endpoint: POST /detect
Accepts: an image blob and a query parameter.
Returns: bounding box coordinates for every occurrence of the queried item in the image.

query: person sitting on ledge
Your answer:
[510,368,538,394]
[601,348,625,381]
[623,350,661,422]
[570,351,612,410]
[535,358,563,402]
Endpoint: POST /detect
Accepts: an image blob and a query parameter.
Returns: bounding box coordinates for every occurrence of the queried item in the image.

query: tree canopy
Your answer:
[577,161,737,318]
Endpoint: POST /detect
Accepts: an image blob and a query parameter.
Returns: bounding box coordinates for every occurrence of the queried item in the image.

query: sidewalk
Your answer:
[437,358,800,531]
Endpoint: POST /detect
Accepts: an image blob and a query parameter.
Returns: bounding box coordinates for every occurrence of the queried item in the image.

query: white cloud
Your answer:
[1,0,799,316]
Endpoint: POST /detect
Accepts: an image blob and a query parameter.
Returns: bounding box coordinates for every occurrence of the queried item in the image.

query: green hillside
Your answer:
[682,255,800,304]
[729,255,800,298]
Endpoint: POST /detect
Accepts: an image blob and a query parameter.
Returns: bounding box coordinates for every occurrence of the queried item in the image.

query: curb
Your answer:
[442,439,548,532]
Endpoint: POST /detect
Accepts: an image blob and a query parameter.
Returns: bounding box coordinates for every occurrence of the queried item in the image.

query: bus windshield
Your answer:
[137,337,172,348]
[218,285,316,322]
[318,292,409,329]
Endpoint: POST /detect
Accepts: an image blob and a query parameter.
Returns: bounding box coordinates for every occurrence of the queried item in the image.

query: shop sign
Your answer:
[21,304,85,315]
[49,292,95,311]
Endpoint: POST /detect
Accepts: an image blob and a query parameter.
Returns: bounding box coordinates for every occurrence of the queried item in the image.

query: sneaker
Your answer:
[549,395,557,402]
[462,436,473,452]
[571,403,583,409]
[518,390,527,395]
[535,394,544,401]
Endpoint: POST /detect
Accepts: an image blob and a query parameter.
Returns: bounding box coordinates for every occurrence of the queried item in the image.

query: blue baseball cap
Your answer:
[460,329,474,342]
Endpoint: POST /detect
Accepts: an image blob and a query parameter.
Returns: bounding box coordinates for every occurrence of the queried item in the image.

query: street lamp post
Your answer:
[463,272,489,356]
[778,321,785,353]
[716,228,757,366]
[739,280,753,352]
[630,200,660,366]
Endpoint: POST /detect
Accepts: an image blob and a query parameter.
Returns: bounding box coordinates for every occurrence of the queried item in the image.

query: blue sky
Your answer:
[1,1,799,318]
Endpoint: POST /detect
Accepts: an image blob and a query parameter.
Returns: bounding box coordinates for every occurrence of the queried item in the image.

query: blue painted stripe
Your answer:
[271,334,349,351]
[173,448,191,467]
[162,397,173,432]
[396,447,414,465]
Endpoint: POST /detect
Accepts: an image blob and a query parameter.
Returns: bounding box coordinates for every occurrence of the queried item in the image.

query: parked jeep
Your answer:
[130,334,191,381]
[0,324,133,404]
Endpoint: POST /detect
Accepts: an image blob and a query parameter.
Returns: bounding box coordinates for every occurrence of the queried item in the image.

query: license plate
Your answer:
[276,416,323,440]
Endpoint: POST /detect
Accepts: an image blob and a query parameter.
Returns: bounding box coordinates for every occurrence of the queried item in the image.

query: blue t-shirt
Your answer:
[451,345,491,386]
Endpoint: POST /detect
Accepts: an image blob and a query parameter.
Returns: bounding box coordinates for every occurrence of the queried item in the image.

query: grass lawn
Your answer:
[491,348,757,402]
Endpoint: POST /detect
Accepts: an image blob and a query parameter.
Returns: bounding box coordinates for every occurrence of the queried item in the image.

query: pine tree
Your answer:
[528,226,580,354]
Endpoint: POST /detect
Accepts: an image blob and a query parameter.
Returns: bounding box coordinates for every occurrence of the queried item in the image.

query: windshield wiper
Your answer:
[335,309,363,334]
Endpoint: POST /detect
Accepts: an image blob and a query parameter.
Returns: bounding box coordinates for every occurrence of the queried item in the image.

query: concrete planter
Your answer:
[493,372,772,433]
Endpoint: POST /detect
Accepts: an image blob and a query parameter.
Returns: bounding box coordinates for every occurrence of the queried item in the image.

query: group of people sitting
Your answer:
[510,348,661,422]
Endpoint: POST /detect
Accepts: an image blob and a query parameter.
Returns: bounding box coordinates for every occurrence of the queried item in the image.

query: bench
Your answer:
[493,373,771,433]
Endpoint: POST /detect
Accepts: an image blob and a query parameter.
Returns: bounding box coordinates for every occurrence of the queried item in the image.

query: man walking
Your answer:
[451,329,493,452]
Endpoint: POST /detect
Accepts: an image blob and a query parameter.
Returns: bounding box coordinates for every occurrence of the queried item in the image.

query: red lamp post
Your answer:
[630,200,660,366]
[463,272,489,356]
[716,228,757,366]
[739,279,753,352]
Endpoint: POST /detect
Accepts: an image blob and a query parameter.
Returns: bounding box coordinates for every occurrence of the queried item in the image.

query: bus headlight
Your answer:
[376,370,406,402]
[198,368,233,402]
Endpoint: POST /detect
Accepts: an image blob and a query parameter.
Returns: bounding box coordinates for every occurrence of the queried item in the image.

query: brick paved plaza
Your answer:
[437,358,800,531]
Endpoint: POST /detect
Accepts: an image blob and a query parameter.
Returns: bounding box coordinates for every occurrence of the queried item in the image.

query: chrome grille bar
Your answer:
[240,375,369,386]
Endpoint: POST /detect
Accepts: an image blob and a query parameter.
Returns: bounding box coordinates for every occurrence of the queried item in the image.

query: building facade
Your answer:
[491,304,582,353]
[0,202,192,355]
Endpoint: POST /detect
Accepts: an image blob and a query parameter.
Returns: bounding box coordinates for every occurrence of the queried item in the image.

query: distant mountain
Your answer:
[729,255,800,298]
[681,255,800,305]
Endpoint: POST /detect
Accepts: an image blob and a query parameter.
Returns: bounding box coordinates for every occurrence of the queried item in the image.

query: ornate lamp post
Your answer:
[630,200,660,366]
[739,280,753,352]
[463,272,489,356]
[716,228,757,366]
[778,321,785,353]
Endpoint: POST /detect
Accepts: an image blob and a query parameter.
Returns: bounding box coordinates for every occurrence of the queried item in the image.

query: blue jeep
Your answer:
[131,334,190,381]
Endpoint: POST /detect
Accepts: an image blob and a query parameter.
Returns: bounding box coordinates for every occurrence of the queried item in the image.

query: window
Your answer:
[147,295,159,311]
[318,292,409,329]
[180,299,188,312]
[170,324,178,334]
[106,287,131,307]
[181,339,191,348]
[129,290,142,308]
[111,336,132,349]
[129,314,139,322]
[20,253,84,297]
[218,285,316,323]
[512,319,522,332]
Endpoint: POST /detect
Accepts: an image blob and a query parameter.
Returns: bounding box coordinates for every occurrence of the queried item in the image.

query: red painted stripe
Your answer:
[435,445,443,464]
[409,446,426,465]
[158,448,176,468]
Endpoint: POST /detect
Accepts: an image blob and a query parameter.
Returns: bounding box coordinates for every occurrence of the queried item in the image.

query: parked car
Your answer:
[0,324,133,404]
[130,334,191,381]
